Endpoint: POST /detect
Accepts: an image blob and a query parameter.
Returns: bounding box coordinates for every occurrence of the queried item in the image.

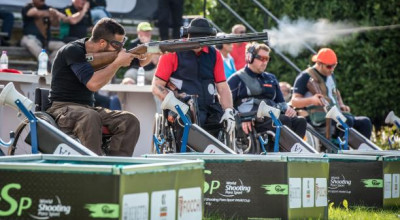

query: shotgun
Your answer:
[85,32,269,71]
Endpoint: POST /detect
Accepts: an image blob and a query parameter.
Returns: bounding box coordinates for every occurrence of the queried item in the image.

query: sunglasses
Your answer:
[238,30,246,34]
[105,36,127,51]
[323,63,337,69]
[254,54,270,62]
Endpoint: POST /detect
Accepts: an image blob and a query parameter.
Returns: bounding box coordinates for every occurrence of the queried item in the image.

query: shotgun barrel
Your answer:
[86,32,269,71]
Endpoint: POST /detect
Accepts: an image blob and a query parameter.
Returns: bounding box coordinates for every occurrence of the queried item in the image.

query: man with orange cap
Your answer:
[291,48,372,139]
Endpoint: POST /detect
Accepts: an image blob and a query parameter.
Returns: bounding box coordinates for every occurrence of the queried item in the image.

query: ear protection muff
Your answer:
[246,44,257,64]
[180,26,217,38]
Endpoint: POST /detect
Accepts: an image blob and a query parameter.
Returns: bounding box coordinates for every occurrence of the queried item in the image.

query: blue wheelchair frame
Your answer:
[336,117,350,151]
[153,105,191,153]
[0,99,39,154]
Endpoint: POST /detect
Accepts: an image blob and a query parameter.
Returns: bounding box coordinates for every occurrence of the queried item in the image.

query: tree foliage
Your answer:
[185,0,400,128]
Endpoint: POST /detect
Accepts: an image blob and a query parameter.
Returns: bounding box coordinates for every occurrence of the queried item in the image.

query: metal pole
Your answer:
[203,0,207,18]
[251,0,316,54]
[217,0,257,33]
[208,19,223,32]
[217,0,302,73]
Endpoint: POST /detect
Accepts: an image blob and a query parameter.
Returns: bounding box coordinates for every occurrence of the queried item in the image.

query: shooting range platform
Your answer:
[0,155,204,220]
[336,150,400,208]
[324,153,383,208]
[145,153,329,220]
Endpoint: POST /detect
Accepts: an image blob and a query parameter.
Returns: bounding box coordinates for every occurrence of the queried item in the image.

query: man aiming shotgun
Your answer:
[86,24,269,71]
[47,18,146,156]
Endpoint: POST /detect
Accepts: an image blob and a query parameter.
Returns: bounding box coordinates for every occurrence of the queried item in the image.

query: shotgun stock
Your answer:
[306,78,330,112]
[86,32,269,71]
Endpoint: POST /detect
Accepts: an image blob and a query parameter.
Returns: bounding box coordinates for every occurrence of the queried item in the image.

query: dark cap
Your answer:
[180,17,217,38]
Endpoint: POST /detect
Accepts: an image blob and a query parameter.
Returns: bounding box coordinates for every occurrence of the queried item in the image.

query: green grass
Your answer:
[204,206,400,220]
[329,206,400,220]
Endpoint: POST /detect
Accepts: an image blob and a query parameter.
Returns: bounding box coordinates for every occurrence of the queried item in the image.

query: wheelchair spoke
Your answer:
[9,112,57,155]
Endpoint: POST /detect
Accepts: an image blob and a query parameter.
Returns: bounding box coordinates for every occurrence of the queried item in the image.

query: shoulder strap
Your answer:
[306,67,332,104]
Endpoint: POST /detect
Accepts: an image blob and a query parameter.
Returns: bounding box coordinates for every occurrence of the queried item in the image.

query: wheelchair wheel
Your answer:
[152,112,181,154]
[151,113,163,154]
[8,112,57,155]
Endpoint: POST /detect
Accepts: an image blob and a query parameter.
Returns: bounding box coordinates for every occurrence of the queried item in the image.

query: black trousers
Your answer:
[158,0,184,40]
[255,115,307,138]
[335,114,372,139]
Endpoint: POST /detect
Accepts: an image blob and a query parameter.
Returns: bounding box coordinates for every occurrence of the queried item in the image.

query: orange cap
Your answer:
[311,48,337,65]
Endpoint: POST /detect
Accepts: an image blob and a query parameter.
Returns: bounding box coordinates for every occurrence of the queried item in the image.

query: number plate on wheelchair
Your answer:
[54,144,82,155]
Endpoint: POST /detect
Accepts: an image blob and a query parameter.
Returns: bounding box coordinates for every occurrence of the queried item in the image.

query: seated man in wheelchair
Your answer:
[151,18,235,152]
[46,18,149,156]
[291,48,372,142]
[227,42,307,152]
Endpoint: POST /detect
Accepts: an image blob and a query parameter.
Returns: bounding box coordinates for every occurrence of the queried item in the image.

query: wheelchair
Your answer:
[152,97,319,154]
[300,107,382,152]
[234,112,322,154]
[233,112,272,154]
[8,88,112,156]
[152,95,236,154]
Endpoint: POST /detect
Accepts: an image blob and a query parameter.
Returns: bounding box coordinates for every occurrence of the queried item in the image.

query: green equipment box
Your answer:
[382,155,400,208]
[0,155,204,220]
[335,150,400,209]
[325,153,383,208]
[145,153,329,220]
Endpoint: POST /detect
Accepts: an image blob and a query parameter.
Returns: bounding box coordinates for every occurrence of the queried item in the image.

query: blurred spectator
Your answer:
[231,24,247,70]
[62,0,92,43]
[215,33,236,79]
[122,22,159,85]
[0,10,14,46]
[279,81,292,103]
[157,0,183,40]
[94,92,121,110]
[21,0,66,63]
[89,0,110,24]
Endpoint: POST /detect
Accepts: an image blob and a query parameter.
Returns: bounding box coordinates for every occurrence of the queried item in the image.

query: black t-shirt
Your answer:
[21,3,50,45]
[63,5,92,39]
[50,38,95,106]
[128,38,156,71]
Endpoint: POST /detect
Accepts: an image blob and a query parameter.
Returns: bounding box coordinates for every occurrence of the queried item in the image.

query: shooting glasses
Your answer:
[105,36,128,51]
[254,54,270,62]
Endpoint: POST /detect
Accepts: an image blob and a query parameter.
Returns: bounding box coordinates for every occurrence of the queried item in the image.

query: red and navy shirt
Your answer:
[155,46,226,83]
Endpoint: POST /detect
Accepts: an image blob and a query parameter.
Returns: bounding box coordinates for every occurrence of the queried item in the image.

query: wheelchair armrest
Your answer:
[237,111,257,122]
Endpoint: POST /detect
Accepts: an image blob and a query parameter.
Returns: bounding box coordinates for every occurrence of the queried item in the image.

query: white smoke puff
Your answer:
[267,16,355,57]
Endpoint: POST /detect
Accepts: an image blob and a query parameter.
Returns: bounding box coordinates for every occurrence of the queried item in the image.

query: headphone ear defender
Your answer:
[246,45,256,64]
